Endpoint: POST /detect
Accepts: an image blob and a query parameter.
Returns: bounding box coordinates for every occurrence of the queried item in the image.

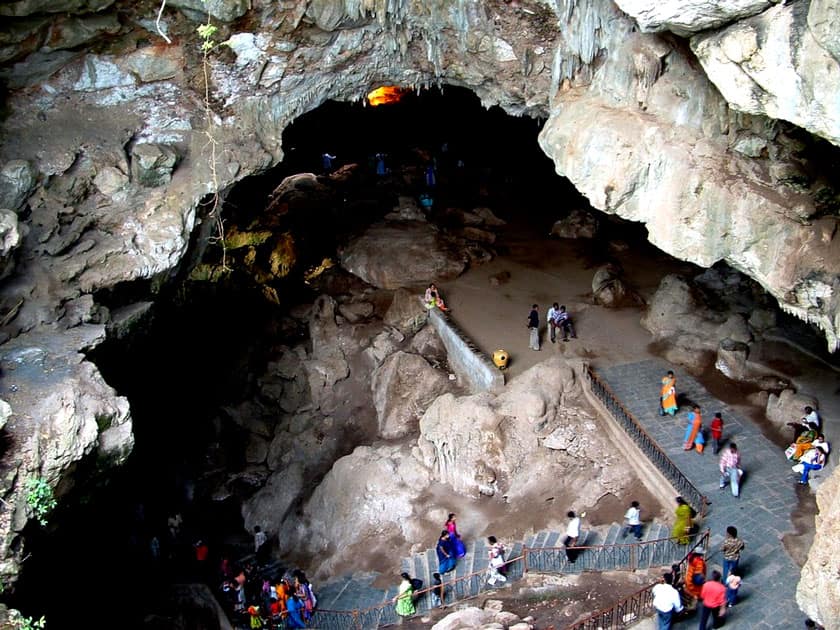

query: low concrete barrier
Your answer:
[426,306,505,392]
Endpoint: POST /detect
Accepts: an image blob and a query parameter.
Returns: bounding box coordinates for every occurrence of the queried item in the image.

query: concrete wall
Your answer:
[427,308,505,392]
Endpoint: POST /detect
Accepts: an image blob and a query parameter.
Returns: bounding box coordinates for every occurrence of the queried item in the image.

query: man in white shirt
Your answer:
[546,302,560,343]
[564,510,581,563]
[652,572,683,630]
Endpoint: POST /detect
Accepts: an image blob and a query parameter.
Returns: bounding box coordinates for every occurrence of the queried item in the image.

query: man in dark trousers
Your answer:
[527,304,540,351]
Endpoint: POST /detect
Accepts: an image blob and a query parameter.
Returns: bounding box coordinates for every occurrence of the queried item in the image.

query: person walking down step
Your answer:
[719,443,742,497]
[564,510,582,563]
[672,496,693,545]
[527,304,540,351]
[659,370,678,416]
[621,500,643,540]
[445,513,466,558]
[652,572,683,630]
[486,535,507,585]
[436,530,457,574]
[393,572,416,622]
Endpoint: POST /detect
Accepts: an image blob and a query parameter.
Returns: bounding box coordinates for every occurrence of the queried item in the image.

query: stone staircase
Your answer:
[314,519,677,614]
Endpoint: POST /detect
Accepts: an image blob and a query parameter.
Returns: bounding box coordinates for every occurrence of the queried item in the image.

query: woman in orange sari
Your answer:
[682,551,707,607]
[660,371,678,416]
[682,406,702,451]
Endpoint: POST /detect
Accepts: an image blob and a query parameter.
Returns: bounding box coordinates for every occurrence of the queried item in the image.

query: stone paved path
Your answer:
[597,359,807,629]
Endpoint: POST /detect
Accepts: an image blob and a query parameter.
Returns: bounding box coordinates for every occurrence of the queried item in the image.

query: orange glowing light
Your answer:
[367,86,406,106]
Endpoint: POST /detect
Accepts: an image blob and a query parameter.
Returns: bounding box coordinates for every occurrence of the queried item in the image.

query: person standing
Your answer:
[394,573,416,621]
[546,302,560,344]
[698,570,727,629]
[253,525,268,565]
[672,496,693,545]
[710,413,724,454]
[621,500,643,540]
[721,525,745,580]
[725,568,742,608]
[321,152,336,173]
[527,304,540,351]
[683,405,703,451]
[652,572,683,630]
[719,443,742,497]
[564,510,581,563]
[660,371,678,416]
[436,530,457,574]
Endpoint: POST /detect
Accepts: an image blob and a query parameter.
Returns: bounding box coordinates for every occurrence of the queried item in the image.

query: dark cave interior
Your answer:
[9,86,584,629]
[6,85,836,629]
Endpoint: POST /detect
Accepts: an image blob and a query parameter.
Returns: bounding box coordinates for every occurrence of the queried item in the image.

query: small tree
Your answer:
[25,478,56,527]
[8,610,46,630]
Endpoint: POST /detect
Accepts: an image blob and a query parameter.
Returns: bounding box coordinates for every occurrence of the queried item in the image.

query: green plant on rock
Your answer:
[8,610,46,630]
[25,477,56,527]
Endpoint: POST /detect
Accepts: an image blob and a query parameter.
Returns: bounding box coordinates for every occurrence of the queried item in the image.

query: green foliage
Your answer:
[8,610,46,630]
[24,477,56,527]
[197,23,218,51]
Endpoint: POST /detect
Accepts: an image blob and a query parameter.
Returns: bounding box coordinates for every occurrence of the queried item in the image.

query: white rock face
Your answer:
[691,2,840,146]
[797,466,840,627]
[615,0,773,36]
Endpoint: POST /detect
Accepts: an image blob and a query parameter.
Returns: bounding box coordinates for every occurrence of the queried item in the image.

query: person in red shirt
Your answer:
[710,413,724,454]
[698,569,727,629]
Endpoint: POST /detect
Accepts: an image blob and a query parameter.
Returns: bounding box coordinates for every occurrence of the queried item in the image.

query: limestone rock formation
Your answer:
[692,2,840,147]
[371,351,452,439]
[339,221,467,289]
[765,388,820,434]
[0,0,836,616]
[641,274,752,370]
[797,463,840,627]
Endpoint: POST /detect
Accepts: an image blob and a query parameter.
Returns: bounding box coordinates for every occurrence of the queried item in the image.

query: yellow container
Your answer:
[492,349,509,370]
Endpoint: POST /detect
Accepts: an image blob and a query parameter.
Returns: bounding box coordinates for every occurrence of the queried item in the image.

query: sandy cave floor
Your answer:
[321,201,839,625]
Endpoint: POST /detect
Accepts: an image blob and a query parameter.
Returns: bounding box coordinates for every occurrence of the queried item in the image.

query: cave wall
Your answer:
[0,0,837,622]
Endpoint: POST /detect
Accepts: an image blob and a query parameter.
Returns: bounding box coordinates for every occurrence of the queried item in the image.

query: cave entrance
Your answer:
[9,88,736,629]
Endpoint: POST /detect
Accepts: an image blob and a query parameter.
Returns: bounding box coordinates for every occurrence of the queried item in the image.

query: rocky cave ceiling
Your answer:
[0,0,838,616]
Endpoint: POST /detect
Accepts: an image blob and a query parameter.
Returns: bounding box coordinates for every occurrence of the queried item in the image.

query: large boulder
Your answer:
[614,0,774,36]
[550,208,599,239]
[371,351,451,439]
[765,389,819,434]
[282,444,432,577]
[339,221,467,289]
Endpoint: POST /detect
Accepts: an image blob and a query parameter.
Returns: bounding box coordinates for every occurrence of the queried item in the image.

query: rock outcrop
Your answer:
[0,0,836,617]
[797,463,840,627]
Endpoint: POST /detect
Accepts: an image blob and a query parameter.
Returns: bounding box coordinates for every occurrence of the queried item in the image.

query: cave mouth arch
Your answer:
[10,83,828,629]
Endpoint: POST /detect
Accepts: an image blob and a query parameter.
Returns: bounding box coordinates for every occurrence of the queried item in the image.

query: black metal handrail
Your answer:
[585,365,709,518]
[565,530,710,630]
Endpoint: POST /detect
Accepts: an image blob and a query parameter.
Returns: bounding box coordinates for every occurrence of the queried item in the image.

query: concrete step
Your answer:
[604,523,622,546]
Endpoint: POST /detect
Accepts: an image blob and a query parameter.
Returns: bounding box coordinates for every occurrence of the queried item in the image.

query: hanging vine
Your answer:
[156,0,229,271]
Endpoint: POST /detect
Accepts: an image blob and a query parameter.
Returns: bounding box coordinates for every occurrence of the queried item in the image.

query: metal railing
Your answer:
[585,365,709,518]
[565,530,710,630]
[312,531,700,629]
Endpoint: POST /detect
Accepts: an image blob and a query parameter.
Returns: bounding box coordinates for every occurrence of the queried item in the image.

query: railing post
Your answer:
[523,545,529,573]
[630,541,636,572]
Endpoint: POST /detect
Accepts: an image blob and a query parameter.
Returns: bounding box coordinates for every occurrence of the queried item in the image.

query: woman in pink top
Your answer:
[445,513,466,558]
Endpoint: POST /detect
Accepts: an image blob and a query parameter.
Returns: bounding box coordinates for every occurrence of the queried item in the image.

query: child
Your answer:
[711,413,724,454]
[725,567,742,607]
[621,501,642,540]
[695,428,705,454]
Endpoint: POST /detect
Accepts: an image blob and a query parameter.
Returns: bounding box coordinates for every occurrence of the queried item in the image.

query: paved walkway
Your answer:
[597,359,806,629]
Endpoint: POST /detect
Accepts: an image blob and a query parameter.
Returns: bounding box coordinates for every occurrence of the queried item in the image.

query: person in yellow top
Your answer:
[659,370,678,416]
